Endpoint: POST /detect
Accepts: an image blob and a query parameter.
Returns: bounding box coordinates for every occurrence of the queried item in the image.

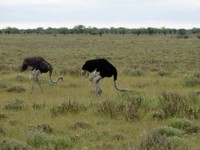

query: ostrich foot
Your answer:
[96,87,102,95]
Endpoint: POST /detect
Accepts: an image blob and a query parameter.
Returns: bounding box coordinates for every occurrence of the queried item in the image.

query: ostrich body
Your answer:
[81,58,129,94]
[21,56,63,93]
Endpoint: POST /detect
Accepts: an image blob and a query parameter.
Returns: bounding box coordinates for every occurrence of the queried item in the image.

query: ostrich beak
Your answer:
[81,70,86,75]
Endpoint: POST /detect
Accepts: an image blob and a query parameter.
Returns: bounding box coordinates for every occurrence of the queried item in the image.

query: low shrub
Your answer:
[0,114,7,120]
[7,86,26,93]
[0,127,6,135]
[26,131,72,149]
[97,93,145,120]
[50,100,87,117]
[152,109,166,120]
[97,99,123,119]
[32,102,46,109]
[36,124,53,134]
[139,126,186,150]
[124,94,144,121]
[166,136,189,150]
[158,70,170,77]
[155,126,183,137]
[158,91,188,117]
[168,118,199,134]
[49,136,73,149]
[4,99,25,110]
[0,81,7,89]
[70,121,91,130]
[168,118,192,129]
[183,76,200,87]
[0,139,29,150]
[26,131,48,148]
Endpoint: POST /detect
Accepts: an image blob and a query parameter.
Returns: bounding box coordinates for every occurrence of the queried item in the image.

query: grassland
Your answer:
[0,34,200,149]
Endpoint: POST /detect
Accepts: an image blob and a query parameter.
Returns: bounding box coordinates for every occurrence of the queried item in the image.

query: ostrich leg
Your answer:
[93,75,102,95]
[30,69,43,93]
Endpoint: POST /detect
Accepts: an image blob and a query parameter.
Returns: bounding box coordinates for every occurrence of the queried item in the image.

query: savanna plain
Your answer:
[0,34,200,149]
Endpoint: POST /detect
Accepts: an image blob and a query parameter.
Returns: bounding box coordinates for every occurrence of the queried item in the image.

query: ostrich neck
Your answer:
[49,70,60,83]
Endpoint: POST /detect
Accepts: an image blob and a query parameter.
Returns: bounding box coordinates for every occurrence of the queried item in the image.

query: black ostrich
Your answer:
[20,56,63,93]
[81,58,129,94]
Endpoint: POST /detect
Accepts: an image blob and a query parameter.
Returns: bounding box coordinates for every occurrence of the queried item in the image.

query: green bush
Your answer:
[0,139,29,150]
[0,114,7,120]
[97,99,123,119]
[156,126,183,137]
[49,136,73,149]
[26,131,48,148]
[159,91,188,117]
[168,118,199,134]
[26,131,72,149]
[50,100,87,117]
[7,86,26,93]
[70,121,91,130]
[139,126,186,150]
[167,118,192,129]
[183,76,200,87]
[0,81,7,89]
[158,70,170,77]
[97,94,145,120]
[166,136,189,150]
[0,127,6,135]
[4,99,25,110]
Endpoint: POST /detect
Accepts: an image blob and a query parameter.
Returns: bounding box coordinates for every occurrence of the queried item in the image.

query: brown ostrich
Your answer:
[21,56,63,93]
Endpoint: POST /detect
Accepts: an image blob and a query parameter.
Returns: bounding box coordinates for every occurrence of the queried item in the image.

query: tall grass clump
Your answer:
[4,99,25,110]
[158,91,188,118]
[0,81,7,89]
[0,139,29,150]
[124,94,145,121]
[97,93,145,120]
[7,86,26,93]
[49,136,73,149]
[26,131,72,149]
[0,127,6,135]
[97,99,124,119]
[167,118,200,134]
[26,131,48,148]
[50,100,87,117]
[0,114,7,120]
[138,126,188,150]
[183,76,200,87]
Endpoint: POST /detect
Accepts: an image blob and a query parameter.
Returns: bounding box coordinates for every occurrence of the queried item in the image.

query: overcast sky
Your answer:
[0,0,200,29]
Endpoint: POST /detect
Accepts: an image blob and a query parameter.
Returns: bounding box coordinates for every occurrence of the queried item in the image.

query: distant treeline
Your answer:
[1,25,200,36]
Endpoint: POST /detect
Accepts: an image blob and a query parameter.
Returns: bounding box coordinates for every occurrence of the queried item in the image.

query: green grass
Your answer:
[0,34,200,149]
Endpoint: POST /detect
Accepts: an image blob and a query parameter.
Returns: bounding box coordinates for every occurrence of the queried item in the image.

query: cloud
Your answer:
[0,0,58,5]
[0,0,200,29]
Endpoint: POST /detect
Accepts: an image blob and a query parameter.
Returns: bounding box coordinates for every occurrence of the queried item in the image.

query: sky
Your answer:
[0,0,200,29]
